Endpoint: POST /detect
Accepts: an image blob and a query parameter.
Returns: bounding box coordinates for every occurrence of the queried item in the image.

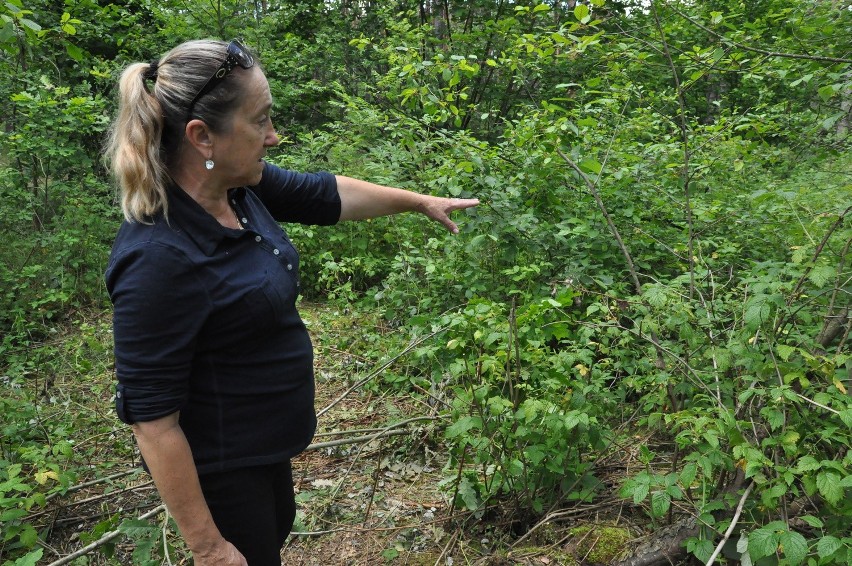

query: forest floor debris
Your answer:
[11,304,657,565]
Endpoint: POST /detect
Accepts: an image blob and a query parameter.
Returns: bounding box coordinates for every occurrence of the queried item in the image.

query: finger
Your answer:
[441,216,459,234]
[446,198,479,212]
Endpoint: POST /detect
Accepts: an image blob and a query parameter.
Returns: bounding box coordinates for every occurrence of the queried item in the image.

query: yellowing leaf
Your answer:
[575,363,589,377]
[833,378,847,395]
[35,470,59,485]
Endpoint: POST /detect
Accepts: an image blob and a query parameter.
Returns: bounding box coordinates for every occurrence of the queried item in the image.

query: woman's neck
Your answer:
[170,163,240,229]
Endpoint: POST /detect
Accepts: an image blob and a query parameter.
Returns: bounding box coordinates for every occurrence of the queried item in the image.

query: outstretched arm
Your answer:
[336,175,479,234]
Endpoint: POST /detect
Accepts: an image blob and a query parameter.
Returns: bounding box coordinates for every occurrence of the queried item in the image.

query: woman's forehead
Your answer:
[239,68,273,110]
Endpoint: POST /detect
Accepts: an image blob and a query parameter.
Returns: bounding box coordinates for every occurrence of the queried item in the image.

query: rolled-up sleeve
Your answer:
[106,243,210,424]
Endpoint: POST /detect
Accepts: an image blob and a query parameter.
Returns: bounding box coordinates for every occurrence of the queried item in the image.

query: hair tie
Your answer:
[143,59,160,82]
[141,59,159,94]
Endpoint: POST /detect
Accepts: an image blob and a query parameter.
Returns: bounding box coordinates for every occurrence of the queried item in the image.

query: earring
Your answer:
[205,159,215,170]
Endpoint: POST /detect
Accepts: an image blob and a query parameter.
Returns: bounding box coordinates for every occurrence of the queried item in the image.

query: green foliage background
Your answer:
[1,0,850,564]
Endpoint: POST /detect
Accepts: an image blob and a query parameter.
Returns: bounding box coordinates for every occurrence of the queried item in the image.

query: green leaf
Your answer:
[118,518,158,538]
[817,84,837,102]
[776,344,796,361]
[808,264,835,288]
[816,471,842,505]
[17,523,38,548]
[65,42,83,61]
[744,297,770,330]
[650,490,670,517]
[817,535,842,559]
[795,456,821,473]
[680,463,697,487]
[689,538,715,562]
[764,408,784,430]
[822,112,846,131]
[748,521,786,560]
[749,526,779,560]
[790,73,813,86]
[10,548,43,566]
[0,508,28,521]
[798,515,823,528]
[737,533,754,566]
[445,416,480,439]
[456,476,480,511]
[579,158,602,174]
[779,530,808,565]
[633,482,651,505]
[573,3,590,24]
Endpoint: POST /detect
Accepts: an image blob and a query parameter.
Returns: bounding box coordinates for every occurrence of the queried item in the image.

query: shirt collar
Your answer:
[166,184,248,256]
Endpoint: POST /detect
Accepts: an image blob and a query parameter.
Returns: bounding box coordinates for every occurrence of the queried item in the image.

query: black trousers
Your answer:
[198,460,296,566]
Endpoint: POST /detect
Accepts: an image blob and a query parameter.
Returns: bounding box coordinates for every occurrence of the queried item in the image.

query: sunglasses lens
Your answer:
[229,41,253,68]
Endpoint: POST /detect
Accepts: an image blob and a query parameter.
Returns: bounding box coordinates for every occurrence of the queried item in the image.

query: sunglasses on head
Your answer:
[187,39,254,119]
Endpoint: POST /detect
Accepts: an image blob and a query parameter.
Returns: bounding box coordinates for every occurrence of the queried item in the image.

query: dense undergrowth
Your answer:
[2,1,851,564]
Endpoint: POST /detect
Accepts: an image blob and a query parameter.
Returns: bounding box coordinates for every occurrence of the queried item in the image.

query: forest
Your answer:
[1,0,850,564]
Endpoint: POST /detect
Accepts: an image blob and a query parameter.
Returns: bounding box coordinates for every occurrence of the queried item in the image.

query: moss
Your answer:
[568,525,632,564]
[509,546,580,566]
[400,551,445,565]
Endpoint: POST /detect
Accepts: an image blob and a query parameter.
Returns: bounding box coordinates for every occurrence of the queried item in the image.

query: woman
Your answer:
[105,39,477,566]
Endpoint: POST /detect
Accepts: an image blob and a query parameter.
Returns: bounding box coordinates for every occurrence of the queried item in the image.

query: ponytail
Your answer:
[106,62,170,223]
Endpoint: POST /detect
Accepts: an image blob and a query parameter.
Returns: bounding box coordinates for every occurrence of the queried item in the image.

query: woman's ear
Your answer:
[184,119,213,154]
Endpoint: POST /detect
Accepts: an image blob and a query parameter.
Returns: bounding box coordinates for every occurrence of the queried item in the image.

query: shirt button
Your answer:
[231,199,236,205]
[241,217,248,224]
[116,391,122,398]
[273,249,280,255]
[255,235,262,242]
[287,264,293,270]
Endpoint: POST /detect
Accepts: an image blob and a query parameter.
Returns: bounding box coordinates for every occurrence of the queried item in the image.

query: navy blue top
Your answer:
[105,162,340,474]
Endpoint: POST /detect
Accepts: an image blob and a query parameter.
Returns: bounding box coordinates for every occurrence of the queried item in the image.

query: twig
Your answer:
[670,6,852,64]
[306,429,410,451]
[322,416,442,512]
[363,447,383,523]
[777,205,852,333]
[433,528,460,566]
[652,1,695,301]
[289,527,346,537]
[555,146,641,295]
[45,469,139,501]
[44,504,166,566]
[705,482,754,566]
[305,416,444,451]
[162,507,174,566]
[795,392,841,415]
[317,327,448,418]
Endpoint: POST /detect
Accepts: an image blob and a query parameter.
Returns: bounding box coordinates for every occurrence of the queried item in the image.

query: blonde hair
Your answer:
[105,40,254,223]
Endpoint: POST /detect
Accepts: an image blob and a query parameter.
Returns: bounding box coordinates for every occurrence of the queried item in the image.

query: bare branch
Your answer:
[44,505,166,566]
[670,6,852,65]
[705,482,754,566]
